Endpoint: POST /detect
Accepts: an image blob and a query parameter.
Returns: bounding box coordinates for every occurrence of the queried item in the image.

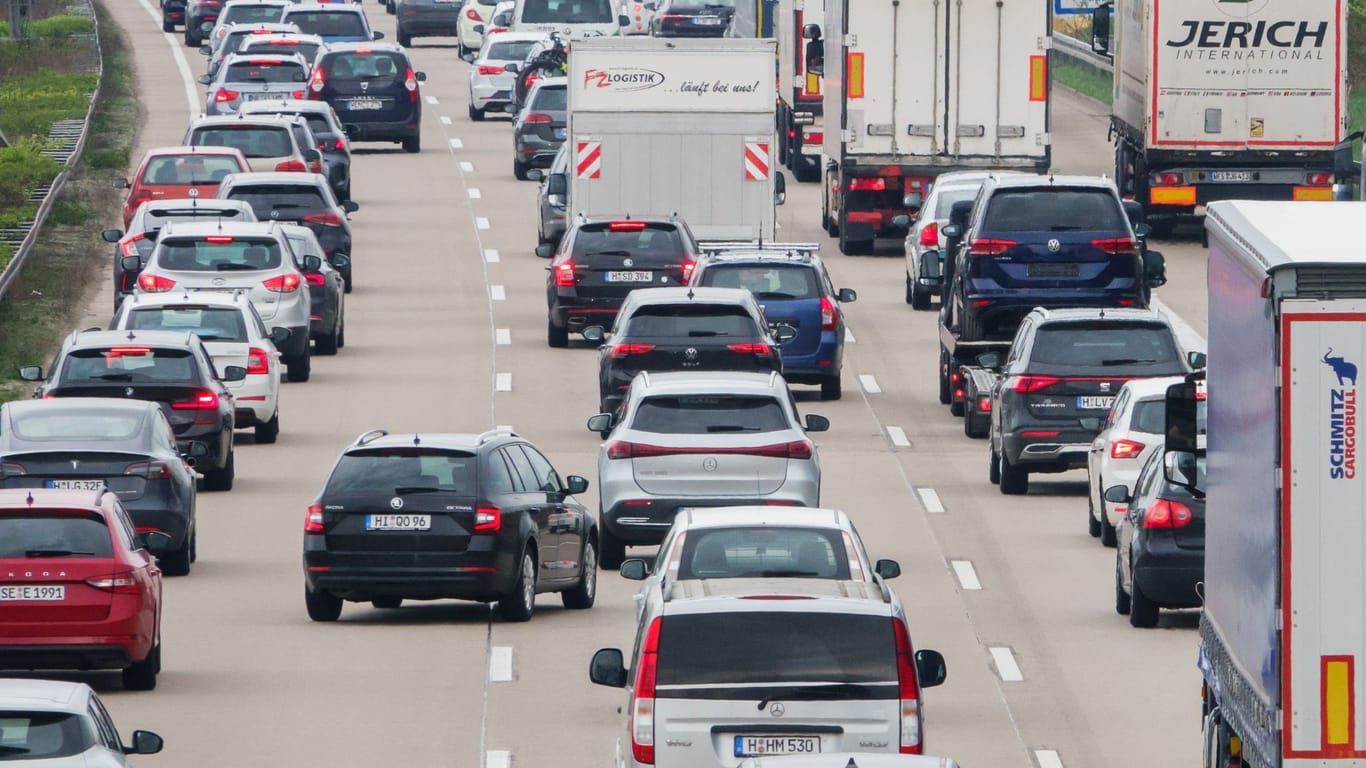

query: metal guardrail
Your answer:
[0,0,103,302]
[1052,32,1114,73]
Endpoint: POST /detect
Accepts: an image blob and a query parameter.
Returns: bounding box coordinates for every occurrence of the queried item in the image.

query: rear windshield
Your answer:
[656,613,897,687]
[156,237,285,271]
[142,155,242,185]
[982,188,1127,232]
[631,395,787,434]
[10,410,144,441]
[222,4,287,24]
[699,264,819,301]
[1130,398,1165,434]
[189,126,294,158]
[126,306,250,343]
[529,84,566,111]
[225,59,307,84]
[624,304,757,338]
[486,39,538,61]
[284,10,367,37]
[0,712,94,760]
[519,0,615,23]
[0,514,115,558]
[570,223,686,265]
[223,184,327,219]
[322,51,405,80]
[933,186,979,218]
[61,347,198,385]
[1028,323,1182,373]
[676,527,850,580]
[242,39,322,62]
[326,449,476,495]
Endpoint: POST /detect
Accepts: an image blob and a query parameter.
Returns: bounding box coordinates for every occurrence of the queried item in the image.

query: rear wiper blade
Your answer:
[757,684,871,710]
[94,372,134,381]
[585,250,632,257]
[394,486,441,494]
[0,746,32,756]
[216,263,259,271]
[754,291,799,300]
[1048,225,1084,231]
[25,549,95,557]
[705,425,760,432]
[687,331,721,337]
[1101,358,1157,366]
[269,203,305,209]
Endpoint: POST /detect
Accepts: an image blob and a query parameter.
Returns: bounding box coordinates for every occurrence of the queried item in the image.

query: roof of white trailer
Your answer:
[1205,201,1366,272]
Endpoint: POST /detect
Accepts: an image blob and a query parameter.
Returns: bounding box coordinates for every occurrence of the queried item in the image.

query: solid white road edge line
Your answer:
[486,751,511,768]
[476,217,490,230]
[1034,749,1064,768]
[495,329,511,345]
[494,373,512,392]
[131,0,199,118]
[858,374,881,393]
[1152,295,1206,353]
[490,285,505,301]
[484,249,500,263]
[886,426,910,447]
[916,487,945,514]
[950,560,982,590]
[488,647,513,682]
[990,647,1024,682]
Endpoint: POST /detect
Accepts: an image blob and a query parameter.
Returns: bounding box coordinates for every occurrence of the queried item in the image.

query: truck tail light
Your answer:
[1305,172,1332,185]
[1150,172,1184,186]
[847,177,886,191]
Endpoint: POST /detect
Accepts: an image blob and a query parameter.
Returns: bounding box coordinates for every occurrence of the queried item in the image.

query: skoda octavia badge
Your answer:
[389,497,404,510]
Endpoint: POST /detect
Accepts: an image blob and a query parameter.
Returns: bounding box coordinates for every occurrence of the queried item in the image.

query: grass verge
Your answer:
[1049,51,1113,106]
[0,0,137,404]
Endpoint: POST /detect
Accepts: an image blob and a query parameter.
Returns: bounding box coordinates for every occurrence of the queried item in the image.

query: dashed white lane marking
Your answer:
[990,647,1024,682]
[426,95,439,105]
[484,248,500,263]
[131,0,200,117]
[468,188,482,199]
[1152,295,1206,353]
[476,217,490,230]
[490,285,505,301]
[845,328,856,343]
[951,560,982,591]
[449,138,464,149]
[495,373,512,392]
[1034,750,1064,768]
[858,374,881,394]
[886,426,910,447]
[495,328,511,345]
[488,647,513,681]
[460,161,475,172]
[916,488,945,514]
[440,115,452,125]
[486,750,511,768]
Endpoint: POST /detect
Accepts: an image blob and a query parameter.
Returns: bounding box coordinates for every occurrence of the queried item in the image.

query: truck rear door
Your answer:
[945,0,1049,162]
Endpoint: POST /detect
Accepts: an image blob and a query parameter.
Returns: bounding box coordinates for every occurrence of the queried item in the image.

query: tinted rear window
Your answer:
[656,613,896,686]
[189,126,293,158]
[700,264,819,300]
[677,527,850,580]
[225,59,307,83]
[571,223,685,265]
[242,39,322,62]
[143,207,252,231]
[529,85,566,111]
[933,186,979,218]
[0,514,115,558]
[624,304,757,338]
[224,184,327,218]
[323,51,405,80]
[1028,323,1182,372]
[0,712,94,760]
[9,410,144,441]
[326,448,476,495]
[487,39,537,61]
[1130,399,1166,434]
[284,10,366,36]
[631,395,787,434]
[223,4,287,23]
[61,348,198,385]
[142,155,243,185]
[983,188,1127,232]
[156,237,284,271]
[126,306,250,343]
[520,0,614,23]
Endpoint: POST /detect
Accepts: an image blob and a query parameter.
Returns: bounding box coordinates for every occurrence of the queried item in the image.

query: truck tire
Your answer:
[1129,579,1159,627]
[938,349,952,404]
[998,451,1029,495]
[960,306,985,341]
[1114,558,1131,615]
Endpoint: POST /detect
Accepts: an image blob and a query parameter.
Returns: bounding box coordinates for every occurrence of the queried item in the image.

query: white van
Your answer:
[512,0,623,38]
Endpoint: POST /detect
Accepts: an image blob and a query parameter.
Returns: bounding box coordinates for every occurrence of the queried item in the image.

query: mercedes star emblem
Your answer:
[702,457,718,472]
[1047,238,1061,252]
[684,347,699,361]
[768,702,785,717]
[212,277,227,286]
[390,497,404,510]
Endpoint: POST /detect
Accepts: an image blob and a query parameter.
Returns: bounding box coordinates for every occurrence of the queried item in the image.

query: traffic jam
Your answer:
[2,0,1363,768]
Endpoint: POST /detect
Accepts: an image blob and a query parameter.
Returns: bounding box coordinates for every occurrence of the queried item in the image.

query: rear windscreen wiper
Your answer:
[394,486,442,494]
[585,250,632,257]
[705,425,760,432]
[93,372,134,381]
[25,549,95,557]
[756,684,872,710]
[216,263,260,271]
[1100,358,1156,366]
[687,331,722,337]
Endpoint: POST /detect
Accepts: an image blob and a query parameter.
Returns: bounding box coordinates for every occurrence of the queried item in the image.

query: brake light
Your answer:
[303,211,343,226]
[803,130,823,144]
[631,617,661,764]
[918,221,938,248]
[554,260,576,287]
[1144,498,1193,529]
[1306,172,1333,186]
[124,460,172,480]
[138,273,176,292]
[605,441,812,460]
[213,87,240,103]
[120,233,146,258]
[1092,237,1136,255]
[681,260,696,282]
[247,346,270,374]
[893,618,923,754]
[309,66,325,95]
[269,39,299,45]
[967,238,1016,257]
[609,343,655,358]
[978,396,991,412]
[206,235,234,243]
[86,573,140,594]
[304,273,325,286]
[609,221,647,231]
[474,504,501,533]
[305,503,325,533]
[263,274,301,293]
[1150,172,1184,186]
[820,295,836,331]
[523,113,552,125]
[107,347,151,358]
[275,160,308,172]
[333,137,347,151]
[477,64,504,75]
[846,177,886,191]
[405,67,418,101]
[465,5,481,20]
[726,342,772,357]
[172,390,220,410]
[1110,439,1145,459]
[1007,375,1060,394]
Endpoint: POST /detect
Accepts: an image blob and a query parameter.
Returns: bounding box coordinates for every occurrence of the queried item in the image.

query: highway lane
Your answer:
[86,4,1212,767]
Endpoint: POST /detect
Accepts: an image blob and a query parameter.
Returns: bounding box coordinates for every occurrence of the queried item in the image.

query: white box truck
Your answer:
[776,0,825,183]
[565,37,783,242]
[819,0,1051,255]
[1199,200,1366,768]
[1091,0,1349,233]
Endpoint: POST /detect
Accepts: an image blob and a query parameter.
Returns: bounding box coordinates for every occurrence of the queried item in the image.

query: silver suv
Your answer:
[588,578,947,768]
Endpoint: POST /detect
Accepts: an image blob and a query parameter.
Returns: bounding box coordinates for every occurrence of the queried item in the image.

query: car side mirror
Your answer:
[1091,2,1112,56]
[112,177,130,189]
[773,324,797,343]
[915,648,946,687]
[462,51,476,62]
[302,254,323,272]
[330,253,351,269]
[187,441,211,458]
[18,366,43,382]
[919,251,942,280]
[124,731,164,756]
[270,326,291,345]
[120,255,142,274]
[303,149,321,162]
[415,71,426,81]
[474,23,486,34]
[199,44,212,55]
[587,413,614,434]
[526,168,544,181]
[803,414,829,432]
[620,558,648,581]
[949,199,973,228]
[1188,351,1207,370]
[535,243,555,258]
[200,21,213,33]
[890,214,911,228]
[903,192,924,210]
[547,173,567,195]
[589,648,627,688]
[617,12,629,25]
[342,199,360,213]
[837,287,856,303]
[197,74,212,85]
[975,350,1002,369]
[1143,249,1167,288]
[564,475,589,495]
[1164,449,1201,490]
[941,223,962,238]
[138,530,174,553]
[774,172,786,206]
[1133,222,1152,238]
[1103,484,1130,504]
[101,228,124,243]
[222,365,248,382]
[371,30,385,39]
[582,325,606,344]
[1079,416,1102,432]
[875,558,900,579]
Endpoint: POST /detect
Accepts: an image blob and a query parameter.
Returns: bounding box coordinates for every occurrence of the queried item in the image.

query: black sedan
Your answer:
[1110,447,1205,627]
[0,398,200,575]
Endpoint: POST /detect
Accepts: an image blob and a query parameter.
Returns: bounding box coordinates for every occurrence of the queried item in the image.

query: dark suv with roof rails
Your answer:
[301,429,597,622]
[942,174,1167,342]
[540,215,702,348]
[307,42,425,153]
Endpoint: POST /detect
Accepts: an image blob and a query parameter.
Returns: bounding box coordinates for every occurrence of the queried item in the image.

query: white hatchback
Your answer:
[0,679,164,768]
[1086,375,1186,546]
[467,31,548,120]
[112,290,287,443]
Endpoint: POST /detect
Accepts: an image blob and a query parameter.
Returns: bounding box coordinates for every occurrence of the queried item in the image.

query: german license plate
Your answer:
[606,271,652,282]
[1210,171,1251,182]
[734,736,821,757]
[365,514,431,531]
[1027,262,1080,278]
[1077,396,1116,410]
[46,479,104,491]
[0,585,65,601]
[348,97,383,111]
[694,15,722,24]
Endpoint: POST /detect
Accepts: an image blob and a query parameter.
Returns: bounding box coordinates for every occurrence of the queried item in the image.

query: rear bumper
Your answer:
[1001,429,1096,471]
[303,551,516,599]
[397,15,461,33]
[603,494,814,544]
[779,334,842,380]
[1132,546,1203,607]
[549,296,622,331]
[339,113,421,141]
[0,643,137,671]
[966,286,1142,328]
[515,134,563,167]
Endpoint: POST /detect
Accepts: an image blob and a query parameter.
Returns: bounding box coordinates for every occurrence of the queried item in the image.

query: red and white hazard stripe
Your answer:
[577,141,601,180]
[743,141,769,181]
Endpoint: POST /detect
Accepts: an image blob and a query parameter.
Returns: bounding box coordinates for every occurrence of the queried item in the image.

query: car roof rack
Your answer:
[354,428,388,446]
[699,241,820,255]
[478,428,517,445]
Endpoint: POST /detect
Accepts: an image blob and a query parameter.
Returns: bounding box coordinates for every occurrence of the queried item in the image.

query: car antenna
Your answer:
[126,330,136,341]
[413,434,421,445]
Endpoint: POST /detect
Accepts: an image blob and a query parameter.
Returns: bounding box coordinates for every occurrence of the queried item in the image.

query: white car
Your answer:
[112,290,286,443]
[511,0,621,38]
[468,31,547,120]
[1086,375,1186,546]
[0,679,164,768]
[457,0,501,58]
[902,170,1018,310]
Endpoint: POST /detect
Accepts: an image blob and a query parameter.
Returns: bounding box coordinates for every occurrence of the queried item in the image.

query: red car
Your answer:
[0,488,165,690]
[115,145,250,228]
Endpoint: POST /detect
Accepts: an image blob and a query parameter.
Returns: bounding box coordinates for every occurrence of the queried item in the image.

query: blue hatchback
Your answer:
[690,246,856,400]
